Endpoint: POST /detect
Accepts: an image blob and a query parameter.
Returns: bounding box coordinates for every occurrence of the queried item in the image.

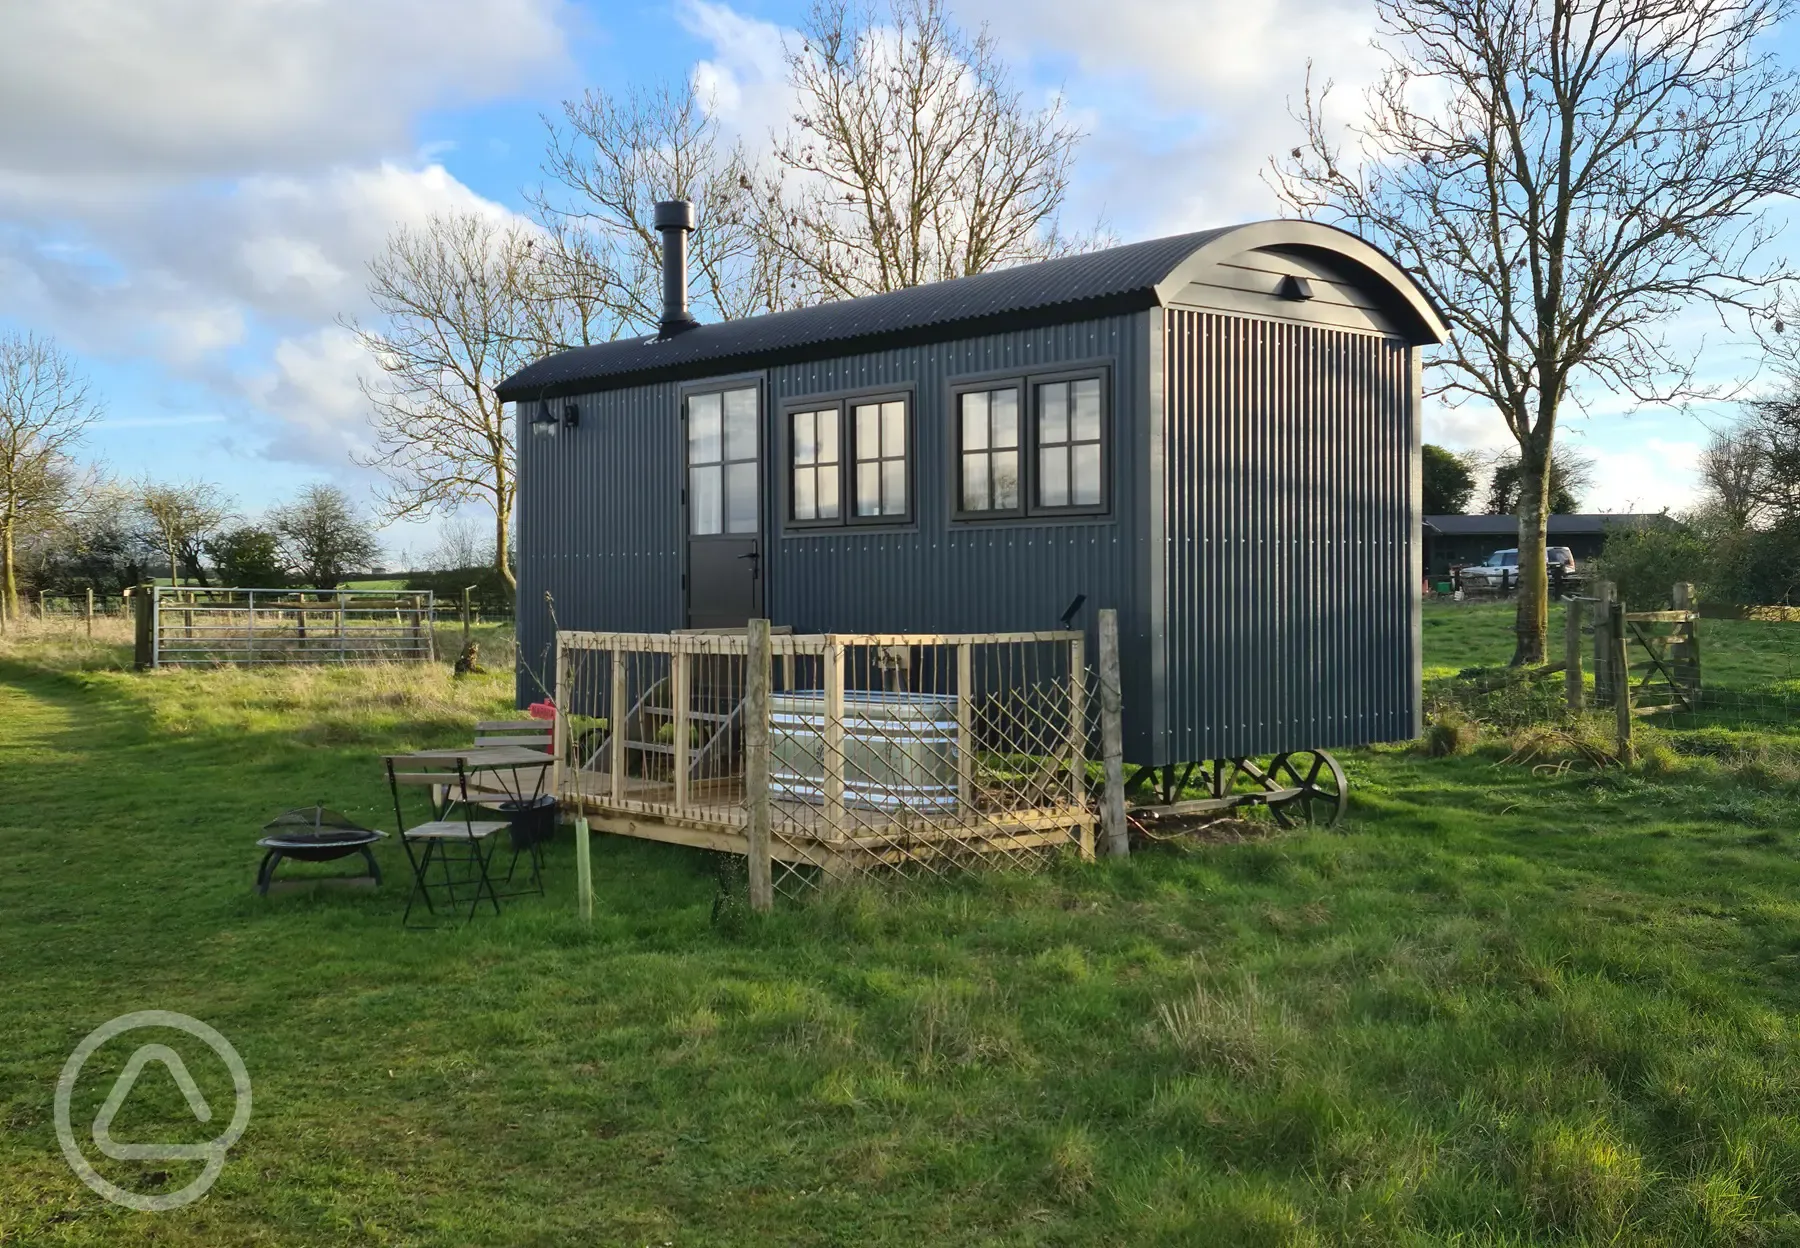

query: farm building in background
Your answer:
[498,210,1447,769]
[1423,513,1678,578]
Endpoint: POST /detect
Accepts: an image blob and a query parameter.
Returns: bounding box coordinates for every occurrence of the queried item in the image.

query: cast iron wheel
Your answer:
[1265,749,1348,828]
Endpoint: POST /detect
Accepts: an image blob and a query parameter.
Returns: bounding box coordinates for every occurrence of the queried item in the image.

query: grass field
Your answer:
[6,606,1800,1244]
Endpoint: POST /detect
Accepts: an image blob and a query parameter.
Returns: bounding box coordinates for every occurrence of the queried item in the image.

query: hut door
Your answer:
[685,385,763,628]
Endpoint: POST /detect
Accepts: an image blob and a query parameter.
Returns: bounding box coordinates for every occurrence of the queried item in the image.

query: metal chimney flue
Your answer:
[654,199,698,337]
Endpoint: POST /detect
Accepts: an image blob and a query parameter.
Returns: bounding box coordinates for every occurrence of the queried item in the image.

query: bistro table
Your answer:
[399,744,559,897]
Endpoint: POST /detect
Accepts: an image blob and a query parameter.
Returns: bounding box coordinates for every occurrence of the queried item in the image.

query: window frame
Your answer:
[951,364,1112,523]
[779,385,916,532]
[950,376,1027,521]
[681,375,765,539]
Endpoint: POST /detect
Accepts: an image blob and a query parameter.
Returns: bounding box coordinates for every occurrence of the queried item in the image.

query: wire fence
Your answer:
[553,629,1099,901]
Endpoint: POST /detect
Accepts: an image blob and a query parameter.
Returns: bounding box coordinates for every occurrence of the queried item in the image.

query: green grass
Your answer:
[7,613,1800,1242]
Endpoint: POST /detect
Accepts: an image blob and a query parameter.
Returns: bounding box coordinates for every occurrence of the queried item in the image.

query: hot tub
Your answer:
[770,690,959,811]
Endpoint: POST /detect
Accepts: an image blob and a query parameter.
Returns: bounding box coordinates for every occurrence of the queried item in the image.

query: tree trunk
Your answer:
[166,536,180,588]
[495,503,516,591]
[0,518,14,628]
[1511,444,1552,665]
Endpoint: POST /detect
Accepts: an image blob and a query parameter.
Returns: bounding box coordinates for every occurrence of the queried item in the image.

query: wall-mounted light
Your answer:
[1277,273,1315,301]
[530,401,581,438]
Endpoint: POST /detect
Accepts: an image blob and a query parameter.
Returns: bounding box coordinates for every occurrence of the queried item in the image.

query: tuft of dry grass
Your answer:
[1153,971,1297,1077]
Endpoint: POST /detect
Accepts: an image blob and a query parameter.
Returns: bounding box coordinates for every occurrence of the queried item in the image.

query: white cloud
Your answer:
[0,0,569,179]
[0,0,566,471]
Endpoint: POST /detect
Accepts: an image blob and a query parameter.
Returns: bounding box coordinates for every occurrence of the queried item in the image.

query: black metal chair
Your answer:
[385,755,509,928]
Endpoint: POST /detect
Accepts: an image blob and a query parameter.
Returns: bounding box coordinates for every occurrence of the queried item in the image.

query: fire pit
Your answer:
[257,806,388,895]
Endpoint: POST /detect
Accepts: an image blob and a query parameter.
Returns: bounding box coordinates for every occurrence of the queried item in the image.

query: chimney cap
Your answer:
[654,200,696,232]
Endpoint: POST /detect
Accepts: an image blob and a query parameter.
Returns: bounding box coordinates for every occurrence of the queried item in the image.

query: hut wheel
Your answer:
[1264,750,1347,828]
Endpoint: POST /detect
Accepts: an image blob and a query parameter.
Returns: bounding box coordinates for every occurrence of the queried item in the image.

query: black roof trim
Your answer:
[497,220,1446,401]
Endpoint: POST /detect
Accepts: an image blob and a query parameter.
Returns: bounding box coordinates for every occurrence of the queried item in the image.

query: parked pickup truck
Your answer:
[1459,546,1576,591]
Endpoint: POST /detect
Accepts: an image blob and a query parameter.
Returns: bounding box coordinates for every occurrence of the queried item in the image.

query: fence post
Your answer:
[609,648,627,804]
[1097,609,1128,859]
[823,637,846,842]
[83,587,93,638]
[745,619,773,913]
[1592,581,1615,704]
[1564,597,1584,712]
[671,636,691,814]
[1067,629,1091,859]
[1673,581,1701,707]
[133,584,155,669]
[955,643,974,810]
[1610,599,1633,762]
[553,631,570,805]
[461,585,472,650]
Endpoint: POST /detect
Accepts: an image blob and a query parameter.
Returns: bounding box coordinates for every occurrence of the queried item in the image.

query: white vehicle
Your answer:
[1460,546,1576,591]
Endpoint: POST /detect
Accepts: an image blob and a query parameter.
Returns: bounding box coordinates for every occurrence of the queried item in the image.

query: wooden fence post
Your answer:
[1098,609,1129,859]
[1564,597,1584,712]
[955,642,974,810]
[461,585,472,650]
[1067,629,1091,860]
[671,637,691,813]
[823,637,846,842]
[1673,582,1701,707]
[133,584,155,670]
[1610,599,1633,762]
[1592,580,1615,704]
[609,649,627,804]
[745,619,773,913]
[553,631,570,803]
[84,587,94,638]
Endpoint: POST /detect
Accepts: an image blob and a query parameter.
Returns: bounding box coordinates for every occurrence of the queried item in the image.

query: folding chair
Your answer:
[386,754,510,928]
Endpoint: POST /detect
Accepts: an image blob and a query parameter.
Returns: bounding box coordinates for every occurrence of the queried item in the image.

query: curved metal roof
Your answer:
[497,220,1445,400]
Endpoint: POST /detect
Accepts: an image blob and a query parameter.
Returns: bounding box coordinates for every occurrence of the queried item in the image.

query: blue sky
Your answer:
[0,0,1785,561]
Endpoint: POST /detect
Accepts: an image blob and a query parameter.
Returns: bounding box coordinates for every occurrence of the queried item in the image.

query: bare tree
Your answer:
[536,83,801,338]
[271,483,381,589]
[0,333,99,624]
[1273,0,1800,662]
[350,211,563,590]
[139,480,230,588]
[1699,422,1770,530]
[766,0,1092,300]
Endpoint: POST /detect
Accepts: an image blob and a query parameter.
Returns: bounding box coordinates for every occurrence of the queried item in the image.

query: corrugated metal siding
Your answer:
[769,313,1157,759]
[514,381,686,704]
[1162,309,1418,760]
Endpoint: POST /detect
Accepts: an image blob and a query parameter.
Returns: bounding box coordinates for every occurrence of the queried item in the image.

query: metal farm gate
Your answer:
[133,587,437,668]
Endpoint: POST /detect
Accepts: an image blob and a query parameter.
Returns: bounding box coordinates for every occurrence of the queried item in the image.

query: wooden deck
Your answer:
[562,769,1094,872]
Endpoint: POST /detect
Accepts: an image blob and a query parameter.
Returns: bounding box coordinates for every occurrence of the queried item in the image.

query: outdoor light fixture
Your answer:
[1277,273,1316,301]
[530,401,580,438]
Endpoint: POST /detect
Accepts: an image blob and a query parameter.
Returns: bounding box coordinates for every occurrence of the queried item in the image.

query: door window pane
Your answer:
[692,387,759,535]
[723,388,757,460]
[689,392,722,465]
[690,465,722,535]
[726,462,758,533]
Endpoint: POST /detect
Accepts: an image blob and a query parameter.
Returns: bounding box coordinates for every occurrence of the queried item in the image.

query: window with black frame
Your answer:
[789,406,841,522]
[785,392,911,527]
[956,385,1021,515]
[1035,377,1104,510]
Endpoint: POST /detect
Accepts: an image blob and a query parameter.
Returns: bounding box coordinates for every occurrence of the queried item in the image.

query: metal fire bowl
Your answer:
[255,829,388,863]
